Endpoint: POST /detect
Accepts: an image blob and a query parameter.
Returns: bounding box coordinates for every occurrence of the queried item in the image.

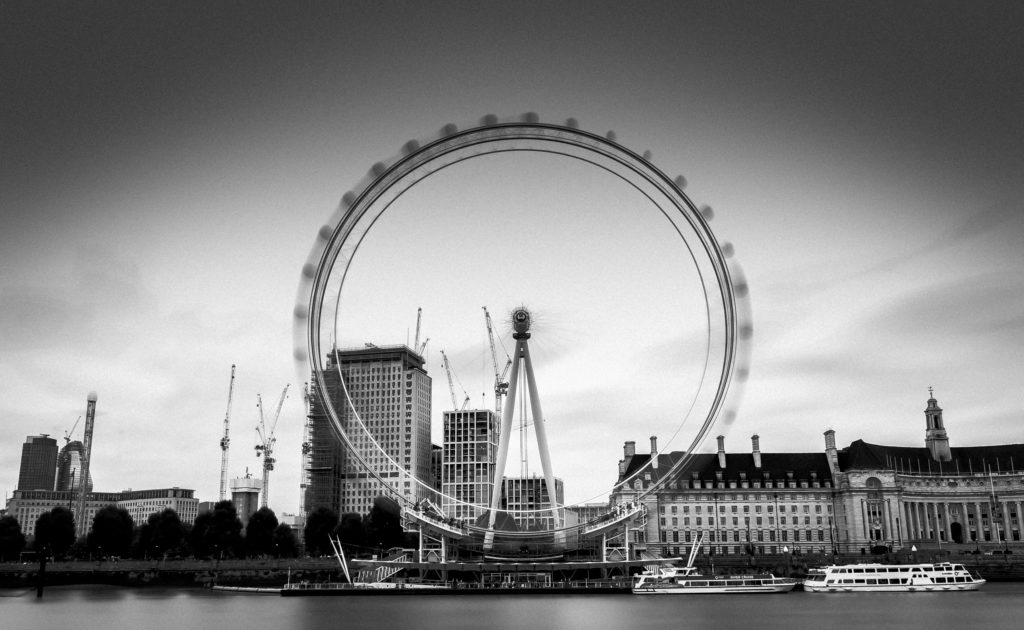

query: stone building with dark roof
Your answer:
[612,434,839,558]
[612,392,1024,557]
[826,391,1024,551]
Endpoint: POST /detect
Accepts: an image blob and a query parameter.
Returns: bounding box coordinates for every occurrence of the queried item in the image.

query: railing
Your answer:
[582,503,646,536]
[361,554,410,583]
[403,506,470,537]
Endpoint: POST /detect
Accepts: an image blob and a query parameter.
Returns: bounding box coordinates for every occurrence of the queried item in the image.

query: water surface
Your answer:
[4,583,1023,630]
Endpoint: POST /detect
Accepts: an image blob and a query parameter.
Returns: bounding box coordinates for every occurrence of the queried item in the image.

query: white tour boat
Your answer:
[633,533,797,594]
[801,562,985,592]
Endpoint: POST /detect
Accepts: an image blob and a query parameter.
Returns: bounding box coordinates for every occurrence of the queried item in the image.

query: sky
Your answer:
[2,1,1022,515]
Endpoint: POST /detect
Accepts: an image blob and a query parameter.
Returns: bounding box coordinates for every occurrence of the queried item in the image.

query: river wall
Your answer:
[2,551,1022,589]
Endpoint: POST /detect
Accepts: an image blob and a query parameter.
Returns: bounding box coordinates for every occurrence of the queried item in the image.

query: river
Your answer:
[3,583,1023,630]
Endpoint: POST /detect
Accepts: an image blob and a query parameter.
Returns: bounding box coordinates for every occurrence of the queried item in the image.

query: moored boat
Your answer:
[632,532,797,594]
[633,566,797,594]
[801,562,985,592]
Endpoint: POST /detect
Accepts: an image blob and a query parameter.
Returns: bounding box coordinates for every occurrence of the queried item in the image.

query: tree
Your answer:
[0,515,27,561]
[365,496,404,552]
[271,523,299,558]
[336,512,366,551]
[138,508,185,559]
[199,499,245,561]
[88,505,134,558]
[34,507,76,560]
[245,506,278,557]
[189,511,214,558]
[303,506,339,557]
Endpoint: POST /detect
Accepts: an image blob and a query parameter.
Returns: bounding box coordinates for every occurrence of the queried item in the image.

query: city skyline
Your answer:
[2,2,1022,514]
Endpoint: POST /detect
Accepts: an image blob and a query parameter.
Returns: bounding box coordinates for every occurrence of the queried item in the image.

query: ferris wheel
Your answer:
[293,113,752,549]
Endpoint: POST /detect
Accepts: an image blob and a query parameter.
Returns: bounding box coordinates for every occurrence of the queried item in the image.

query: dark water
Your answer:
[4,583,1024,630]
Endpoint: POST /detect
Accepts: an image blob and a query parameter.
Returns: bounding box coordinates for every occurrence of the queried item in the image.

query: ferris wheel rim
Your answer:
[295,114,750,535]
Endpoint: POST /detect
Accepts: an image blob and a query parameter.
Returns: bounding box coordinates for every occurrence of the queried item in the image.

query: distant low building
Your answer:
[4,487,199,532]
[117,488,199,526]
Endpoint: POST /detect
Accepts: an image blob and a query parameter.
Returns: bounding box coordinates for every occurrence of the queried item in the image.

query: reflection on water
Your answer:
[4,584,1024,630]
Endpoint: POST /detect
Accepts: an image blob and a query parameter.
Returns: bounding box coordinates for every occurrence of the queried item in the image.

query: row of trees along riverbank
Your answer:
[0,496,411,564]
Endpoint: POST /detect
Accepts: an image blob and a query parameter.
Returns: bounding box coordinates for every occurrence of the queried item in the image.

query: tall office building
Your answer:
[441,409,498,521]
[17,435,58,491]
[307,345,432,516]
[56,440,92,492]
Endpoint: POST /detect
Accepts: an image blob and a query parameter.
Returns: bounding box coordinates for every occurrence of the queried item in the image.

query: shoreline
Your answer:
[3,553,1023,590]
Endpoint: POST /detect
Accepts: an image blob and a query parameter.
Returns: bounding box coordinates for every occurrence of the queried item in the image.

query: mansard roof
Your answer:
[619,450,832,485]
[839,439,1024,474]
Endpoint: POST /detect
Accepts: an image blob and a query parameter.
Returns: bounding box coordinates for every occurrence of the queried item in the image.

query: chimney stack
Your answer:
[624,440,636,458]
[752,434,762,469]
[716,435,726,469]
[650,436,659,469]
[824,429,839,476]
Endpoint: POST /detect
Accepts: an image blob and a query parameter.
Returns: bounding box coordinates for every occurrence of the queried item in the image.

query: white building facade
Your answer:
[441,409,498,521]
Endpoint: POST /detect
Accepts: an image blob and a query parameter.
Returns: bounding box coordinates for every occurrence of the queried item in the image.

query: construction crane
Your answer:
[413,307,429,356]
[219,364,236,502]
[483,306,512,418]
[61,415,82,498]
[255,384,289,509]
[64,416,81,447]
[74,392,97,538]
[440,350,470,411]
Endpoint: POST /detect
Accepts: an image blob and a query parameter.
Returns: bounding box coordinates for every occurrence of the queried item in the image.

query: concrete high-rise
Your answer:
[17,435,58,491]
[441,409,498,521]
[307,345,432,516]
[231,475,263,526]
